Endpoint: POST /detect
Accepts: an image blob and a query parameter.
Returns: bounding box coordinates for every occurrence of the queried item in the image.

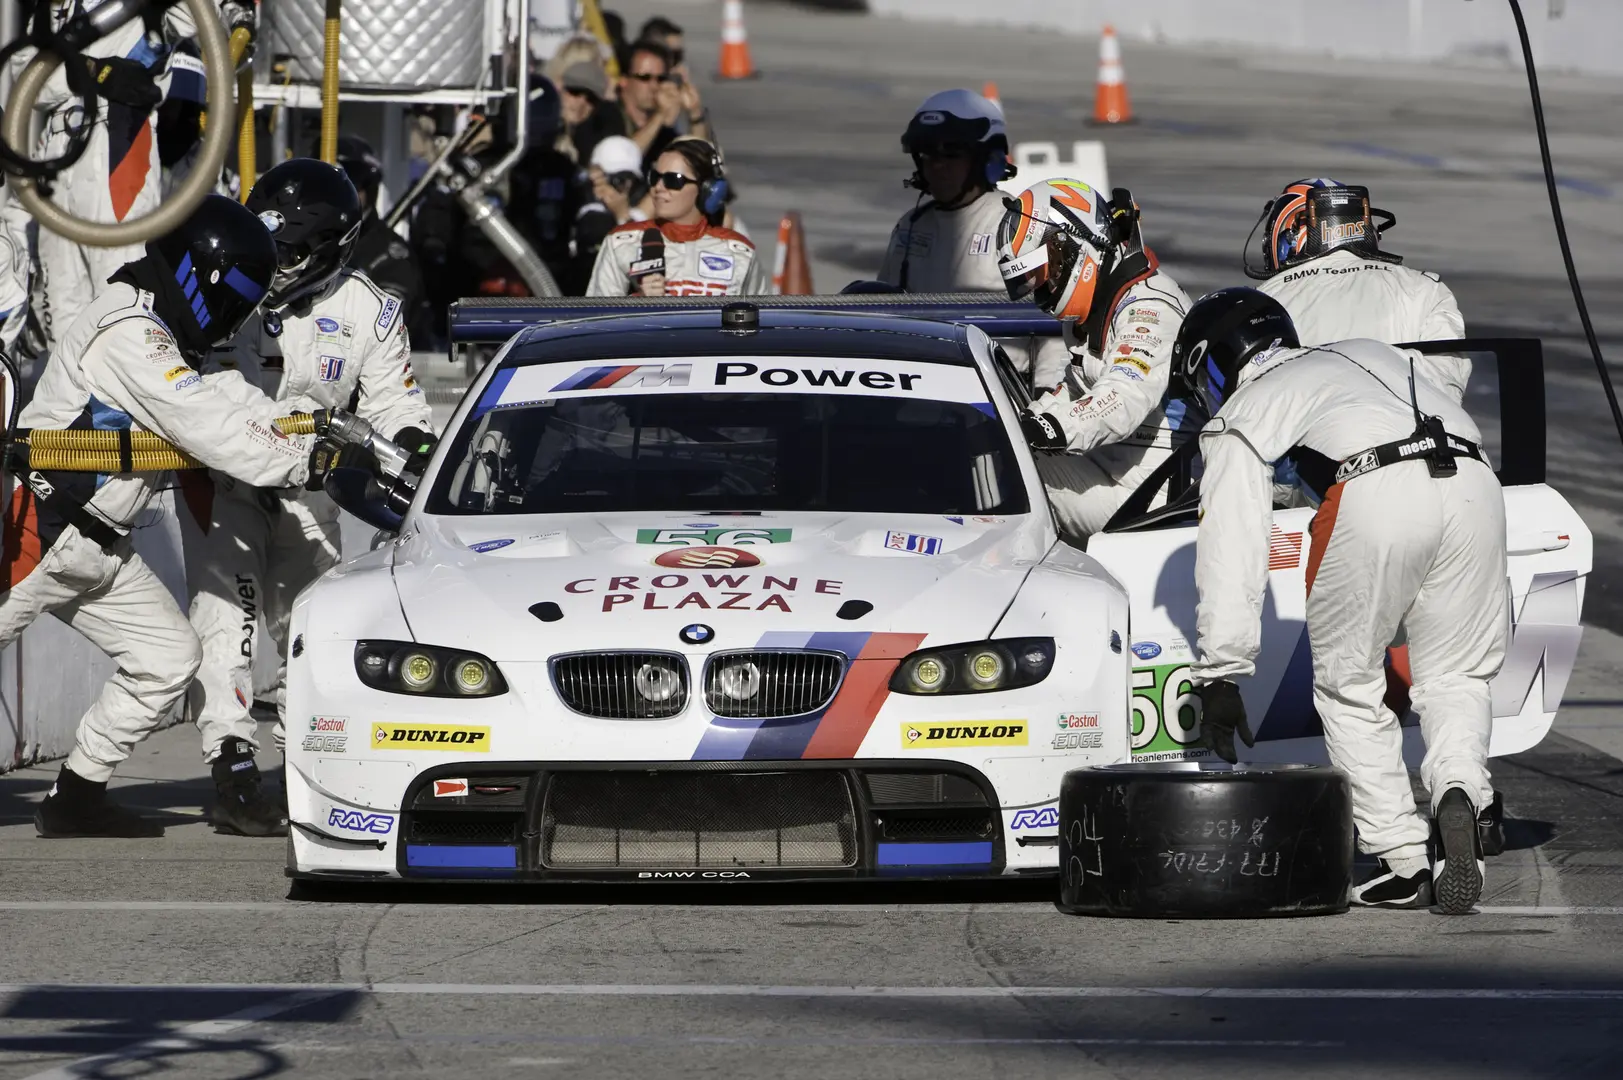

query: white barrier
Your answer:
[867,0,1623,79]
[999,141,1110,201]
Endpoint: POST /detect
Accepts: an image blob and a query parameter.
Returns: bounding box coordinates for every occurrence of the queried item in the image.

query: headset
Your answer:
[667,136,731,219]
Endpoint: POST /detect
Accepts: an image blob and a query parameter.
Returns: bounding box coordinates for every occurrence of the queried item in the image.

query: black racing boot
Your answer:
[1351,859,1432,909]
[211,738,288,837]
[1478,790,1506,857]
[1433,787,1485,915]
[35,766,164,838]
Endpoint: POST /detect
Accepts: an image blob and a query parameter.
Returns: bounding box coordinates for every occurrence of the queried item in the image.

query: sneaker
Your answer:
[35,766,164,838]
[1352,859,1433,909]
[1434,787,1485,915]
[211,738,288,837]
[1478,790,1505,857]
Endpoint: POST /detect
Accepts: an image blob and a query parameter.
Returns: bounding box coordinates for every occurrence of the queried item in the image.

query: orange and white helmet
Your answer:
[996,178,1116,321]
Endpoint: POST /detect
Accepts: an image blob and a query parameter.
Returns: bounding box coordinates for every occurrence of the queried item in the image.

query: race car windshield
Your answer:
[427,392,1029,516]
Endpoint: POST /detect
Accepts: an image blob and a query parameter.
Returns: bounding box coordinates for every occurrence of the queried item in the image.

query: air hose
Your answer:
[0,0,237,246]
[319,0,341,163]
[12,412,317,472]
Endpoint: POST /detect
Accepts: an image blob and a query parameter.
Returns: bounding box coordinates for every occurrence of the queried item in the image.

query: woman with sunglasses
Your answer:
[586,137,767,298]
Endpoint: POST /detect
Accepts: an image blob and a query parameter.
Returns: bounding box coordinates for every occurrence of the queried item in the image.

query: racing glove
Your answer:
[1018,408,1069,452]
[1197,679,1255,765]
[393,426,438,474]
[84,57,161,109]
[306,439,379,492]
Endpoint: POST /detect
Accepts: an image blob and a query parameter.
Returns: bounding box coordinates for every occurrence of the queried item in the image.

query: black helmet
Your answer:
[334,135,383,201]
[1171,288,1299,416]
[245,158,362,312]
[147,194,277,348]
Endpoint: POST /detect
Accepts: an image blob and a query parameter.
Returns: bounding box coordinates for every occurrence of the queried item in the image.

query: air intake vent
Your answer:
[551,652,689,718]
[702,650,844,718]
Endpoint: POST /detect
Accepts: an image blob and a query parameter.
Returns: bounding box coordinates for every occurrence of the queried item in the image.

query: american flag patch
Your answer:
[1269,525,1303,570]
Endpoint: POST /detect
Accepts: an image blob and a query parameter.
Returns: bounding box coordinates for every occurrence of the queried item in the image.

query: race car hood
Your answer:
[387,512,1048,659]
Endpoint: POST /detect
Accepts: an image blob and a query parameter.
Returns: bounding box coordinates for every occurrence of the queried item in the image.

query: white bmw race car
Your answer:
[284,297,1589,885]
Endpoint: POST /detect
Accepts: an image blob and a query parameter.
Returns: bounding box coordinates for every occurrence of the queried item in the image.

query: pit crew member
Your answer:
[182,160,434,837]
[1176,288,1505,915]
[997,178,1192,541]
[1248,178,1469,402]
[586,137,766,297]
[877,89,1014,294]
[9,195,315,838]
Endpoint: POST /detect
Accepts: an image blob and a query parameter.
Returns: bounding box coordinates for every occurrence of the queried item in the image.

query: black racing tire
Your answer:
[1057,763,1353,918]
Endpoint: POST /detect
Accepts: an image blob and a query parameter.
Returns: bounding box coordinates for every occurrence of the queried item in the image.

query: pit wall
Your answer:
[866,0,1623,79]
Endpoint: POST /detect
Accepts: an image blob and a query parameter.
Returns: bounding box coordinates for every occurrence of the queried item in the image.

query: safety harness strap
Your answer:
[15,469,123,552]
[1334,431,1483,485]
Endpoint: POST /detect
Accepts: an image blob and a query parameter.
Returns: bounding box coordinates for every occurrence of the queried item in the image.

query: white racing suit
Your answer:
[11,2,199,348]
[0,187,30,352]
[1025,269,1193,540]
[877,189,1006,293]
[876,188,1070,389]
[183,271,432,760]
[1192,337,1507,865]
[0,283,311,782]
[586,220,769,297]
[1258,249,1470,403]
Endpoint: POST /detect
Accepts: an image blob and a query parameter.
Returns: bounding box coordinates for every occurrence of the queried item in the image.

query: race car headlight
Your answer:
[889,638,1054,696]
[354,641,509,698]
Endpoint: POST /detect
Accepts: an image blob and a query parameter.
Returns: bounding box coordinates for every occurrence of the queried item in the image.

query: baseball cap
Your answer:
[590,136,644,178]
[561,62,609,101]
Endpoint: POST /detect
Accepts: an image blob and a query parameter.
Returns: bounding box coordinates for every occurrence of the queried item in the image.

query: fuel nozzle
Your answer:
[313,408,414,481]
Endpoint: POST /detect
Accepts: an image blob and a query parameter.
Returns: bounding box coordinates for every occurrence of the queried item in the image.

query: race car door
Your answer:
[1085,338,1592,765]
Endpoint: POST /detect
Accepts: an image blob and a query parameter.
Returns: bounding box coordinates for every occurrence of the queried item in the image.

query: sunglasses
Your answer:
[648,170,697,191]
[627,71,670,83]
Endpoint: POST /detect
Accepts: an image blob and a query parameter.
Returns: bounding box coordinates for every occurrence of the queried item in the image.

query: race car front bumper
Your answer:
[290,759,1049,883]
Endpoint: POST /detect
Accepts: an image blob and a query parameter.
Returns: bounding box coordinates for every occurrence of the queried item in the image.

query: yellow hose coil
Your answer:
[15,414,317,472]
[232,27,257,203]
[320,0,342,164]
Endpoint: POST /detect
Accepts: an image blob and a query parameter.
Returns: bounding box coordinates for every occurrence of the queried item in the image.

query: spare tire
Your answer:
[1058,763,1353,918]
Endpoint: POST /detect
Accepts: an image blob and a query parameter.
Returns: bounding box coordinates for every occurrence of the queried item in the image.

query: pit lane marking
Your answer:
[8,982,1623,1000]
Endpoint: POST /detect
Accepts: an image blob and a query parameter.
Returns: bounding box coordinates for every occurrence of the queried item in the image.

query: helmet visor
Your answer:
[999,243,1049,303]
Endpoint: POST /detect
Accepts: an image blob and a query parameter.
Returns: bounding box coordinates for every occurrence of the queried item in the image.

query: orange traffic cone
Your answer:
[718,0,757,80]
[982,81,1002,112]
[1090,25,1133,124]
[774,211,813,295]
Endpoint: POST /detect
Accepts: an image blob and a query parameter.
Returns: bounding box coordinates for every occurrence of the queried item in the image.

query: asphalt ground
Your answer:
[2,4,1623,1077]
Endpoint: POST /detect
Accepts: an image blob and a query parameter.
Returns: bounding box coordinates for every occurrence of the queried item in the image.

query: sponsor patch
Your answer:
[1131,641,1162,660]
[309,715,347,733]
[164,365,191,381]
[315,317,340,334]
[1058,712,1100,730]
[376,296,400,337]
[884,531,942,556]
[654,545,761,569]
[1125,307,1159,324]
[470,538,515,553]
[968,232,993,256]
[317,355,345,382]
[302,734,347,753]
[371,723,491,752]
[905,232,934,256]
[698,252,735,282]
[902,722,1028,748]
[433,778,469,798]
[1010,806,1059,830]
[1113,356,1152,376]
[327,808,394,835]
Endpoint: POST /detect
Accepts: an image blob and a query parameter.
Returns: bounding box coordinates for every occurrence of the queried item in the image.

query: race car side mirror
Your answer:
[325,466,406,534]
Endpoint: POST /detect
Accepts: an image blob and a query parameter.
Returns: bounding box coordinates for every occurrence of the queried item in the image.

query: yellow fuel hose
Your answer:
[14,413,317,472]
[227,26,257,202]
[319,0,341,163]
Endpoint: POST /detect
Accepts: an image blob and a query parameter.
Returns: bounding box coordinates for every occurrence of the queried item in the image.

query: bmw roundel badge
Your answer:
[680,624,715,645]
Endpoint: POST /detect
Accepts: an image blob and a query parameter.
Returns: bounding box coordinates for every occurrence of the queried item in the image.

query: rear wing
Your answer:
[444,297,1546,487]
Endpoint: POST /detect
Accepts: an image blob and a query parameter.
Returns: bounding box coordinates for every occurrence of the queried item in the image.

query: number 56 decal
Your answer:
[636,528,792,546]
[1131,664,1209,761]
